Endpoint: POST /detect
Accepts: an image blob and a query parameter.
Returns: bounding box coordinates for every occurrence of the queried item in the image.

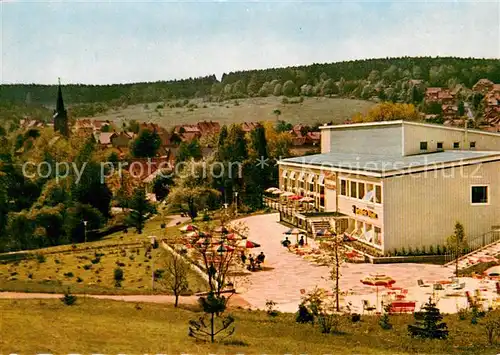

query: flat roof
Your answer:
[319,120,500,137]
[279,150,500,175]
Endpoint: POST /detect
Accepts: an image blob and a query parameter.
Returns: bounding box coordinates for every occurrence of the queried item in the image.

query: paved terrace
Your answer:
[237,213,453,313]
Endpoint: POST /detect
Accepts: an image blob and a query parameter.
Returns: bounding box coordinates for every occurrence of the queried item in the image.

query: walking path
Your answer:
[235,213,453,313]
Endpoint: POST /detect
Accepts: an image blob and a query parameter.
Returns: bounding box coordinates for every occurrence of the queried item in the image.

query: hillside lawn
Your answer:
[85,96,375,128]
[1,298,499,354]
[0,214,206,295]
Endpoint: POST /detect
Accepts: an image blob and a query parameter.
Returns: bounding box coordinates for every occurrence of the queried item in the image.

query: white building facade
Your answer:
[278,121,500,254]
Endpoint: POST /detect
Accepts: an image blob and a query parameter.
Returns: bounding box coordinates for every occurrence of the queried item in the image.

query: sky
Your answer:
[1,0,499,85]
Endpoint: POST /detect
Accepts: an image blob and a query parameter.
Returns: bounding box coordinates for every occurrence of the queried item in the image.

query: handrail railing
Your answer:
[444,229,500,265]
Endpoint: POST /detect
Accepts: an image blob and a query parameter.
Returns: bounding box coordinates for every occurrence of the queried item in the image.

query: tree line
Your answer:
[1,57,499,119]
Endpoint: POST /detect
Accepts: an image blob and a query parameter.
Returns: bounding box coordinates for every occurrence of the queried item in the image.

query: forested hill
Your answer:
[1,57,500,107]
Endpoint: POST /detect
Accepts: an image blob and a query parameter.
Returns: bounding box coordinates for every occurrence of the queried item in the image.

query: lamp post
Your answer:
[83,220,88,244]
[234,191,238,214]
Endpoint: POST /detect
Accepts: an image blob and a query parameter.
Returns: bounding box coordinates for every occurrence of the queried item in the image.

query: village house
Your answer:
[240,122,260,133]
[425,87,455,104]
[197,120,220,135]
[19,118,47,130]
[472,78,495,95]
[441,104,459,120]
[277,120,500,255]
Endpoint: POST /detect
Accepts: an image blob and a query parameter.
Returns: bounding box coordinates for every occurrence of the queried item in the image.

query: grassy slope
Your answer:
[0,215,205,295]
[87,96,375,128]
[1,298,499,354]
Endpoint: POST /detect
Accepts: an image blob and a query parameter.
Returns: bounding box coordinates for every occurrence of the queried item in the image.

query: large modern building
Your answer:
[278,121,500,255]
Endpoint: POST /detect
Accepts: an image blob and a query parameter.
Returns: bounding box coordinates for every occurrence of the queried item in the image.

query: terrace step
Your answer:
[444,238,500,271]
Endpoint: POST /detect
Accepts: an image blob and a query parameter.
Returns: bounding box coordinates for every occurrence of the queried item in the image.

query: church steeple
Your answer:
[53,78,69,137]
[56,77,66,113]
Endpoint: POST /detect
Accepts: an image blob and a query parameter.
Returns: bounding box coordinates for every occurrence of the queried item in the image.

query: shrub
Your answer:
[379,304,392,330]
[91,257,101,264]
[27,273,33,279]
[484,313,500,345]
[153,269,165,280]
[83,264,92,270]
[60,288,77,306]
[296,303,314,324]
[76,277,83,283]
[63,272,74,278]
[114,267,124,287]
[351,313,361,323]
[436,245,441,255]
[429,245,435,255]
[54,259,60,264]
[116,261,126,267]
[265,300,279,318]
[129,255,135,261]
[457,307,468,321]
[35,254,46,263]
[317,313,341,334]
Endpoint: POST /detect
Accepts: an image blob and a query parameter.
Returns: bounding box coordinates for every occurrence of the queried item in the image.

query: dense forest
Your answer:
[1,57,499,109]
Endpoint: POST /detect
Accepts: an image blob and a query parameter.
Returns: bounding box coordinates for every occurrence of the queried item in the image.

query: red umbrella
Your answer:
[289,195,302,200]
[225,233,241,241]
[215,245,235,253]
[180,224,198,232]
[361,274,396,310]
[236,240,261,249]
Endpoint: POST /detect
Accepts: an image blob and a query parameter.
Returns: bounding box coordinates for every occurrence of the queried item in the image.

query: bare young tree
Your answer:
[163,252,189,308]
[188,208,247,343]
[446,221,467,277]
[324,228,346,312]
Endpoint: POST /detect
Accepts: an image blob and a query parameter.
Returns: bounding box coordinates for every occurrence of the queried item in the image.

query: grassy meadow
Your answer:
[1,298,499,354]
[0,214,206,295]
[86,96,375,128]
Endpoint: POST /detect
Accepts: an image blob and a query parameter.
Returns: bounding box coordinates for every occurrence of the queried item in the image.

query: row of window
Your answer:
[339,179,383,204]
[420,141,476,151]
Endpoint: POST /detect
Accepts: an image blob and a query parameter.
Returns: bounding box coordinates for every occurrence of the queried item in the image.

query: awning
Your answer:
[318,174,325,185]
[281,170,288,178]
[307,174,315,183]
[298,172,305,181]
[289,171,296,179]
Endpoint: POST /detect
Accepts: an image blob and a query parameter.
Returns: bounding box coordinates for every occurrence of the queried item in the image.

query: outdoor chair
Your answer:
[362,300,376,313]
[452,283,466,290]
[433,283,444,291]
[417,279,430,287]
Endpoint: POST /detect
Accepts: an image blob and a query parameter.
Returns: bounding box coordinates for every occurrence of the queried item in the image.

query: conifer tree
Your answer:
[408,297,448,339]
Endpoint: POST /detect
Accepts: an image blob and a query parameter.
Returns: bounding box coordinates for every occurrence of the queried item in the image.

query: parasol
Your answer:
[236,240,261,249]
[225,233,242,241]
[281,191,294,197]
[485,265,500,277]
[265,187,279,192]
[360,273,396,310]
[272,189,283,195]
[299,196,314,202]
[214,226,229,234]
[215,245,235,253]
[179,224,198,232]
[186,231,199,238]
[289,195,302,200]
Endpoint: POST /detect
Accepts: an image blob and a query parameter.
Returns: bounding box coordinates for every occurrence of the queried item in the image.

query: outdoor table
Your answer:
[437,280,452,285]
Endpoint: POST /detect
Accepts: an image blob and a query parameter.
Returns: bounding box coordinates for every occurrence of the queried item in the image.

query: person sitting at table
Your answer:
[240,251,247,265]
[248,254,256,271]
[298,235,305,247]
[257,252,266,264]
[282,237,291,247]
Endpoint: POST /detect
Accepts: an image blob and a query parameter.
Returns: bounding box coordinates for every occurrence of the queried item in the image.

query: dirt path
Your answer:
[0,291,251,308]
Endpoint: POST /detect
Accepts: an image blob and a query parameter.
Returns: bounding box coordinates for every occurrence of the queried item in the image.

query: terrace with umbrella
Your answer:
[360,273,396,312]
